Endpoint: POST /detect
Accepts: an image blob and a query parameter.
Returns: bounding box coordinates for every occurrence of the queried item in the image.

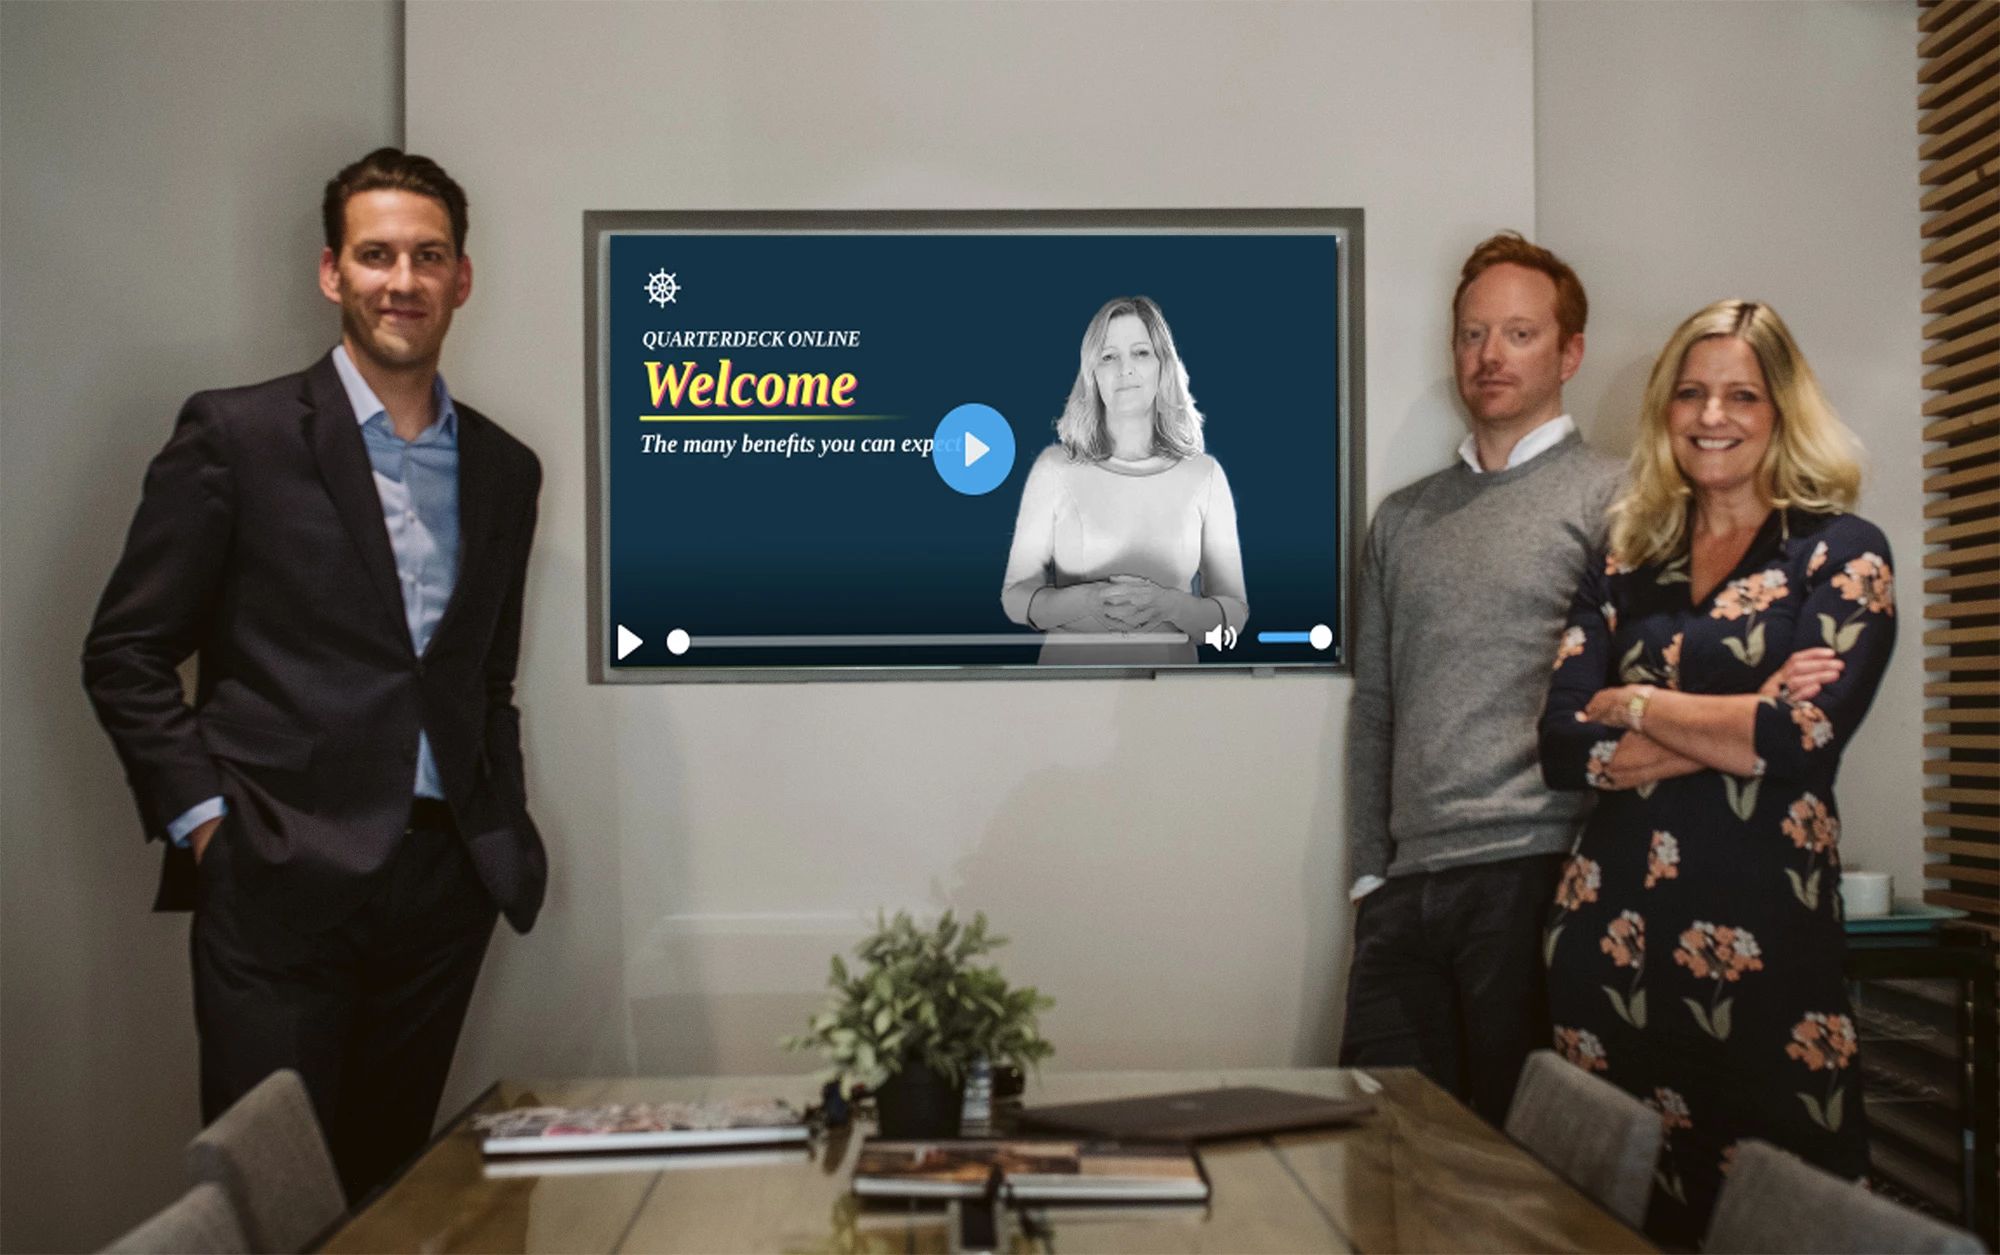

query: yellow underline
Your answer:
[639,414,901,422]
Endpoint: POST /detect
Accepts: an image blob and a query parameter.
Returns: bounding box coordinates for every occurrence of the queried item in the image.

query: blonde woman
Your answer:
[1001,296,1247,666]
[1539,301,1894,1245]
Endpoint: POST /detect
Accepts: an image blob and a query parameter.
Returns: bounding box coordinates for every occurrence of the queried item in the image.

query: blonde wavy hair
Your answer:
[1608,300,1861,569]
[1055,296,1204,462]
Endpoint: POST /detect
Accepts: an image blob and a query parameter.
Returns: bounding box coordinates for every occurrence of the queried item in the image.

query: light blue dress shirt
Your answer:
[165,346,460,845]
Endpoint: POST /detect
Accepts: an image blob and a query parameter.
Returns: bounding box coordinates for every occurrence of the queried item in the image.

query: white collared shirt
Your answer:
[1457,414,1575,474]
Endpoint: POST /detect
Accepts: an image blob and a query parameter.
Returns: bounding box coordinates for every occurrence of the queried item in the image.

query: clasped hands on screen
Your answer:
[1088,575,1213,634]
[1024,576,1224,636]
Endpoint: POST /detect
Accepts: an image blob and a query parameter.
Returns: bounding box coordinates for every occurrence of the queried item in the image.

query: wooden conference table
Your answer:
[319,1068,1656,1253]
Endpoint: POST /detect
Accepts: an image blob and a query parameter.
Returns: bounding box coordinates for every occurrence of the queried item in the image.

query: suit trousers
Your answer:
[191,802,497,1202]
[1337,853,1566,1127]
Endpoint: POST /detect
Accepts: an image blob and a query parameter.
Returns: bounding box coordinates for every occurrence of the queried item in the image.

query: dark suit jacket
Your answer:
[83,351,545,933]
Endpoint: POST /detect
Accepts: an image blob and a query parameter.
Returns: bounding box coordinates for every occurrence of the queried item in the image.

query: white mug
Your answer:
[1841,871,1892,919]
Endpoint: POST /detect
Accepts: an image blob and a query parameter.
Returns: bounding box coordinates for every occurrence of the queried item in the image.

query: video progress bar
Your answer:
[689,633,1190,647]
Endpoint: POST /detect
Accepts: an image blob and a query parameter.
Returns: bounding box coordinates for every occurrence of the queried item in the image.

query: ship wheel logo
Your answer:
[645,269,681,306]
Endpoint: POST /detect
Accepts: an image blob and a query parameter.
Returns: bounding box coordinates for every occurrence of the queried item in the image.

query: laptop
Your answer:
[1015,1087,1375,1144]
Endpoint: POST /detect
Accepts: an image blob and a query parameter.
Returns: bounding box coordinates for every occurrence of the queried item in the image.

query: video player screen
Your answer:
[586,210,1361,681]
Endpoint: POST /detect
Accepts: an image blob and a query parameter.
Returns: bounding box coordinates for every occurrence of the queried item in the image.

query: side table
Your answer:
[1844,922,1997,1249]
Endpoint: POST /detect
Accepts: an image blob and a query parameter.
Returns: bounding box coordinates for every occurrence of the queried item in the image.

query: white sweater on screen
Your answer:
[1001,444,1248,665]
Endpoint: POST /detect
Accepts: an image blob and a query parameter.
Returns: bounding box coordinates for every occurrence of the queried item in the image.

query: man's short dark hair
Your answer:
[322,148,469,256]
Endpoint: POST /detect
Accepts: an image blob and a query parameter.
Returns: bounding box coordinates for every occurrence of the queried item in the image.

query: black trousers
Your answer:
[1338,853,1566,1127]
[191,801,497,1202]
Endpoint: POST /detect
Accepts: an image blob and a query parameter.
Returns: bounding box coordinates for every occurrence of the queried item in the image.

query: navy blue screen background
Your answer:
[603,231,1345,672]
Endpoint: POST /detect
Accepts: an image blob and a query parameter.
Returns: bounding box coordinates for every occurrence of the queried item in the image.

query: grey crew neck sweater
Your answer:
[1348,431,1624,881]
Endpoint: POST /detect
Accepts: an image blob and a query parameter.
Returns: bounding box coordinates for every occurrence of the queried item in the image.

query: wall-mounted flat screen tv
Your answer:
[586,209,1362,682]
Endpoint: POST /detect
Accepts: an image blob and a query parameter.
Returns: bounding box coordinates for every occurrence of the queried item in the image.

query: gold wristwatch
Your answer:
[1628,685,1655,732]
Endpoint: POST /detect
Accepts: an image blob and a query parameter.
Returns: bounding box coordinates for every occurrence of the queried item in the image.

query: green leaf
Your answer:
[1619,641,1648,683]
[1825,1087,1845,1132]
[1629,988,1647,1028]
[1722,635,1749,664]
[1743,622,1767,667]
[1655,1168,1686,1203]
[1636,780,1658,800]
[1713,998,1734,1041]
[1724,775,1760,821]
[1836,622,1864,654]
[1684,997,1714,1037]
[1819,613,1839,648]
[1543,925,1564,967]
[1604,986,1632,1025]
[1786,868,1809,906]
[1804,868,1821,911]
[1797,1091,1827,1129]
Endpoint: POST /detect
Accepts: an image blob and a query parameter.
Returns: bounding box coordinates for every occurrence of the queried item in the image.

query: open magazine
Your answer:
[473,1099,809,1156]
[852,1139,1209,1203]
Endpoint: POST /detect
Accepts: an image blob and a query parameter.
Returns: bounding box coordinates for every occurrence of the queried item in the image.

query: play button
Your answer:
[616,624,642,661]
[933,403,1015,496]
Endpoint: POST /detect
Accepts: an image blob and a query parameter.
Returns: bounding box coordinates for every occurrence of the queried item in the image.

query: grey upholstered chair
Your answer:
[185,1069,346,1255]
[1504,1047,1662,1228]
[100,1182,249,1254]
[1706,1139,1986,1254]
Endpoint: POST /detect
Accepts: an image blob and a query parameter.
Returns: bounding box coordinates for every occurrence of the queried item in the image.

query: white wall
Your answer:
[0,3,1936,1250]
[405,0,1539,1109]
[1534,0,1928,893]
[0,4,400,1250]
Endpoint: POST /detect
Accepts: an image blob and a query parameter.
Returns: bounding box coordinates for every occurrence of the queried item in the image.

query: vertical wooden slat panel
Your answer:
[1920,1,2000,940]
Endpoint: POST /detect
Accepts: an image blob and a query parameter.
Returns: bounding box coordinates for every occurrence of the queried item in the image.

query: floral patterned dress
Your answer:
[1540,509,1895,1245]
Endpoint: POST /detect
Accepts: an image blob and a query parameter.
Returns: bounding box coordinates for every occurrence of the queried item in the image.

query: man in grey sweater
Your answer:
[1340,233,1624,1125]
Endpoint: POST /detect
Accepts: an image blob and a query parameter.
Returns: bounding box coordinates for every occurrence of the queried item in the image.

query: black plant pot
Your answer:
[873,1062,963,1139]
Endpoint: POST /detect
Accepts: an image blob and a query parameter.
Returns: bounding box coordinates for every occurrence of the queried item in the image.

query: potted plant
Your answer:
[784,909,1054,1137]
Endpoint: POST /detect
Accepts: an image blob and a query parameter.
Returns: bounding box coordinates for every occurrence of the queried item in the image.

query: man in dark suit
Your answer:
[83,149,544,1200]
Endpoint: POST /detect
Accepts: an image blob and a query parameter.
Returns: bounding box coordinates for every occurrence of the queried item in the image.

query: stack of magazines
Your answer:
[472,1100,810,1176]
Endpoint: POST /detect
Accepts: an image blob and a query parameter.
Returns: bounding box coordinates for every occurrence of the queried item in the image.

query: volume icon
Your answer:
[1203,623,1239,651]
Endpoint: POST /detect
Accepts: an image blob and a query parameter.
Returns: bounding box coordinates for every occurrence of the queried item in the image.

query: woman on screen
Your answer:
[1001,296,1248,666]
